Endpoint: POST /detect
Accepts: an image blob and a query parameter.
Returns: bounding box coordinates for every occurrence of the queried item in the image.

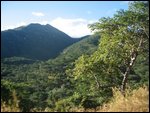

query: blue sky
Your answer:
[1,1,129,37]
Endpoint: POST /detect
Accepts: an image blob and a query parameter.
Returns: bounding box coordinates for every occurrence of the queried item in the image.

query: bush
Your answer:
[55,98,74,112]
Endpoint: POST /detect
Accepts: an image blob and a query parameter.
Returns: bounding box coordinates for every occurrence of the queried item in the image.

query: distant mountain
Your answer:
[60,34,100,59]
[47,34,100,67]
[1,23,80,60]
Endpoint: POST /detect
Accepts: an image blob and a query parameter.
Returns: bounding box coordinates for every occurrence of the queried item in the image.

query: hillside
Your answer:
[47,34,100,67]
[1,1,149,112]
[1,23,79,60]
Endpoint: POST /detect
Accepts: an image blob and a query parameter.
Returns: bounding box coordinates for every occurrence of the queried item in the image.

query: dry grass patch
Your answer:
[98,86,149,112]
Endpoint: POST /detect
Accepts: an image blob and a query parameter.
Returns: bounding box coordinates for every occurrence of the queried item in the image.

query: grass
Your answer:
[97,86,149,112]
[1,91,21,112]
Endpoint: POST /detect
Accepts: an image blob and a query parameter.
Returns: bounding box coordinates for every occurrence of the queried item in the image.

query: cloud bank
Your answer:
[2,17,97,38]
[50,17,96,37]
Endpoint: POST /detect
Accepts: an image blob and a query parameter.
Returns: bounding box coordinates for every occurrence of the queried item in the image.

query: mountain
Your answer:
[61,34,100,57]
[1,23,80,60]
[47,34,100,67]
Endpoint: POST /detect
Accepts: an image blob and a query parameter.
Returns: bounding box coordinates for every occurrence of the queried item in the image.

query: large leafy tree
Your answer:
[90,1,149,93]
[72,1,149,98]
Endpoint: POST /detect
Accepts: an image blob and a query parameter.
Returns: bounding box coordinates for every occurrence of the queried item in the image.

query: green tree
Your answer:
[89,1,149,94]
[71,1,149,102]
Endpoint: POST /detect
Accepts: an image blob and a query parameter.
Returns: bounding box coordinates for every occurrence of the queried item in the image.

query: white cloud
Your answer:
[2,25,15,31]
[32,12,44,17]
[1,21,48,31]
[1,18,97,38]
[50,17,97,37]
[17,22,26,26]
[40,21,48,25]
[1,22,27,31]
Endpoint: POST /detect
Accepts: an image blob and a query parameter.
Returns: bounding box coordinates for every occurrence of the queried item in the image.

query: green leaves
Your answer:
[71,1,149,107]
[1,1,149,111]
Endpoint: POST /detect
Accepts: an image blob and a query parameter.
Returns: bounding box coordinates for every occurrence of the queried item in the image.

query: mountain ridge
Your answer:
[1,23,84,60]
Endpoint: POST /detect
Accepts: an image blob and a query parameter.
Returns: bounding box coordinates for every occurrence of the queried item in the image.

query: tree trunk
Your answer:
[121,50,138,95]
[93,74,100,89]
[121,38,143,95]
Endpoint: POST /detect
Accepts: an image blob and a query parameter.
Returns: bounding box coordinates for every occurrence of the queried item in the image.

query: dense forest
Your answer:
[1,1,149,112]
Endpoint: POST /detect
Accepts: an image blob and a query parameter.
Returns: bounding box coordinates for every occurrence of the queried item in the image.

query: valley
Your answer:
[1,1,149,112]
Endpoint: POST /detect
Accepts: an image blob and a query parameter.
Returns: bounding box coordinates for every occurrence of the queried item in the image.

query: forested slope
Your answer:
[1,1,149,112]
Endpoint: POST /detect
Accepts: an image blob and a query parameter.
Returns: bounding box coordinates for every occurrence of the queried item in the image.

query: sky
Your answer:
[1,1,129,38]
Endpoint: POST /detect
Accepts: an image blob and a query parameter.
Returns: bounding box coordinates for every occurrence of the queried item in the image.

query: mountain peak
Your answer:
[27,23,52,27]
[1,23,78,60]
[28,23,42,26]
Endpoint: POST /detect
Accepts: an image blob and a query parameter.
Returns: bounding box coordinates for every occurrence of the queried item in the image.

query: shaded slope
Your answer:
[1,23,78,60]
[47,34,100,67]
